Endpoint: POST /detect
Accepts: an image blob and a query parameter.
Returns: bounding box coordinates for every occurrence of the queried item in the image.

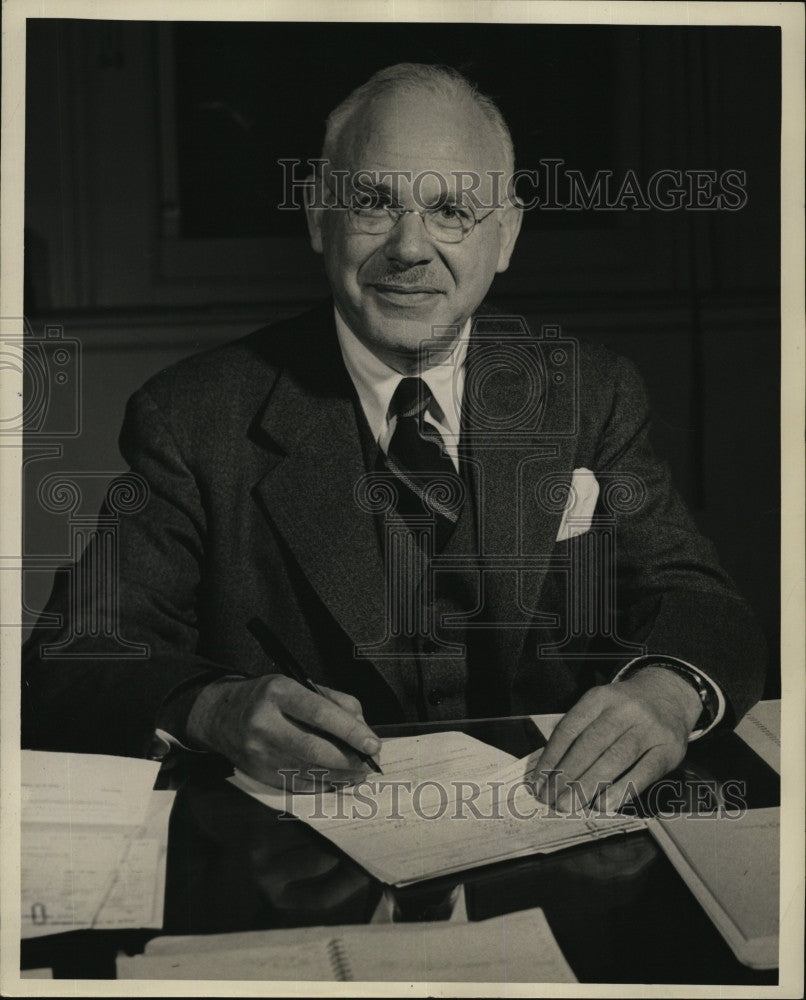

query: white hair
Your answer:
[321,62,515,176]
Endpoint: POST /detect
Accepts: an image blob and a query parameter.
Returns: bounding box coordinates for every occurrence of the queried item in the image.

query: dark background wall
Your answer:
[22,20,781,694]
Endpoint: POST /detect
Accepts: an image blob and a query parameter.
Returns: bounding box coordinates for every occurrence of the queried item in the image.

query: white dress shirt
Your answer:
[333,307,470,471]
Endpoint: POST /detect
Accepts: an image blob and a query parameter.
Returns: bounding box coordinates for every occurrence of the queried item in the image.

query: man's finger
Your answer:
[553,727,648,812]
[543,713,637,804]
[266,704,376,774]
[236,734,358,788]
[601,748,675,813]
[272,714,373,773]
[274,681,382,756]
[535,693,606,800]
[319,686,367,720]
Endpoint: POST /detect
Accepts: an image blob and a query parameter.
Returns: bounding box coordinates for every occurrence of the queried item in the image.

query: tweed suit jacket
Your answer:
[21,301,766,756]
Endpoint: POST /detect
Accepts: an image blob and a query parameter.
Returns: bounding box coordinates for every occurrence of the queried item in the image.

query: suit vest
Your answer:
[355,398,510,723]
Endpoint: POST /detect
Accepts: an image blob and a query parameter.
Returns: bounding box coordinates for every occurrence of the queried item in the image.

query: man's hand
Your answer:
[186,674,381,789]
[536,666,703,813]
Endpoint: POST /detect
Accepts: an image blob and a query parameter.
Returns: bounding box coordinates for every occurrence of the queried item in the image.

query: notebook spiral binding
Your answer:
[327,937,354,981]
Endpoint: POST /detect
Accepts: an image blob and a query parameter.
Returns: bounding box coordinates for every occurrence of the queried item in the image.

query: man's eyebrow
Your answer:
[351,179,400,204]
[374,183,398,202]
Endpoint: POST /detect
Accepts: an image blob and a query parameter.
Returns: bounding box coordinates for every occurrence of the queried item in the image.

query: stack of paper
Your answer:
[117,905,577,982]
[229,731,645,886]
[21,751,173,938]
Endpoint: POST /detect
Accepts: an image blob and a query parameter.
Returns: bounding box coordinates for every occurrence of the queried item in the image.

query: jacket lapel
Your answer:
[251,306,415,712]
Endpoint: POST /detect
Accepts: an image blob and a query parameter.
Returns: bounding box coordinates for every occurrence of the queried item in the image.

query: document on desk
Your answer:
[21,751,172,938]
[648,807,780,969]
[229,731,645,886]
[117,905,577,982]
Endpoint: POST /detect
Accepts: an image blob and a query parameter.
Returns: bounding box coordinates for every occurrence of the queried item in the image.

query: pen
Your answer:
[246,616,383,775]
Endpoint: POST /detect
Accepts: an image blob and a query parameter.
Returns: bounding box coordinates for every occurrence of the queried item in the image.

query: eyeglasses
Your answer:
[324,182,497,244]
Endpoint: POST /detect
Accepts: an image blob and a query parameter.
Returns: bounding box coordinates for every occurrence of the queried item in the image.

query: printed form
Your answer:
[21,751,172,938]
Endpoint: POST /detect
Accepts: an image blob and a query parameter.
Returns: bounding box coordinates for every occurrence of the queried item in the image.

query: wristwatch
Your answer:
[617,657,719,732]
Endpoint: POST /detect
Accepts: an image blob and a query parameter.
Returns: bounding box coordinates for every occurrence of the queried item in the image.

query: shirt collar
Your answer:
[334,306,470,442]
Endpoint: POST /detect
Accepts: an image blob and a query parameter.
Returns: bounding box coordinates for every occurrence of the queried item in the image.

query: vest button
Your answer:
[421,639,439,655]
[427,688,445,707]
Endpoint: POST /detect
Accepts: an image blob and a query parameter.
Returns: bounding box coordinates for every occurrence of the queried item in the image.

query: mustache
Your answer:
[365,265,444,289]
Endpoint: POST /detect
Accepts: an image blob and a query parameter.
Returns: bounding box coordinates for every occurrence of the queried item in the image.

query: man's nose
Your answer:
[382,211,435,266]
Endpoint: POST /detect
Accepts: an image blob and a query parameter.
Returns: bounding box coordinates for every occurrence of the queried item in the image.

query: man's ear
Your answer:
[495,201,524,274]
[304,176,325,255]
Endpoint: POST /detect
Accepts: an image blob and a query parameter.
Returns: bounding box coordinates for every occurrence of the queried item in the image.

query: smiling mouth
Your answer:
[371,284,443,295]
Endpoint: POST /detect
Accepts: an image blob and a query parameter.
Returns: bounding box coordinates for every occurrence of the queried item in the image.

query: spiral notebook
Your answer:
[117,906,577,982]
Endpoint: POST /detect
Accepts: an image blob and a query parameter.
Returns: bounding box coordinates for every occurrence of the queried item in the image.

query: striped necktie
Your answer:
[381,376,463,550]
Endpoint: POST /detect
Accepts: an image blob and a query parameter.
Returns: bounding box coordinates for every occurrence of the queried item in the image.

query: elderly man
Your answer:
[22,63,765,811]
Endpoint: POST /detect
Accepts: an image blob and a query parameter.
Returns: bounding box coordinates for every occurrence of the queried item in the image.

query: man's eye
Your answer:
[352,191,376,209]
[433,204,473,226]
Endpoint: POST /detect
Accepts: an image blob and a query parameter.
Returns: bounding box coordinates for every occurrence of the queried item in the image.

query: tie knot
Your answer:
[391,377,431,420]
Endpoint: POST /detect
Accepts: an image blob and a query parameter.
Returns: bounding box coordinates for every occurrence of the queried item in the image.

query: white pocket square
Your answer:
[555,468,600,542]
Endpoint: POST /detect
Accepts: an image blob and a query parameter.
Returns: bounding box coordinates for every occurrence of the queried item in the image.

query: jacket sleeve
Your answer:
[21,386,235,757]
[589,352,767,727]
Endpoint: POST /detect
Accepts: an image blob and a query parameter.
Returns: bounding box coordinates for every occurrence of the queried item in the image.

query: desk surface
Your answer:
[21,715,780,985]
